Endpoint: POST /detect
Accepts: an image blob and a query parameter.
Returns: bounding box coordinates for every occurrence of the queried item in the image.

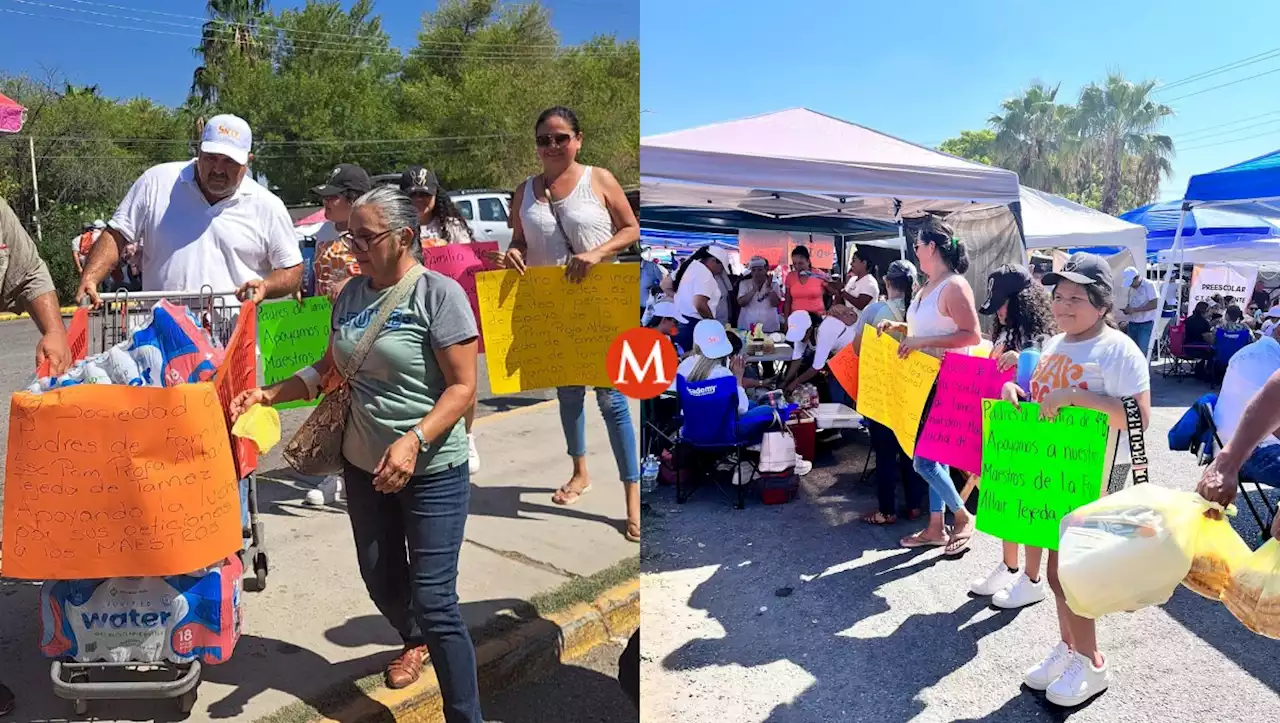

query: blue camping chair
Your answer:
[675,375,794,509]
[1169,393,1275,546]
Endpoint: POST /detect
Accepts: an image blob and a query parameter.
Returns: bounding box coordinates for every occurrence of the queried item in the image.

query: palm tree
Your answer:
[190,0,270,106]
[988,83,1070,193]
[1128,133,1175,207]
[1073,73,1173,214]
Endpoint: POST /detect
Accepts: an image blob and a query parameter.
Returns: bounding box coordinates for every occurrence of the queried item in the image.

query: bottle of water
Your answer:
[1016,338,1042,392]
[641,454,660,493]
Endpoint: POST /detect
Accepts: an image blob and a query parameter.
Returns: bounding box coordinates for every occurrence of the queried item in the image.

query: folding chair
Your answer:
[1192,400,1277,544]
[1163,321,1212,380]
[676,376,756,509]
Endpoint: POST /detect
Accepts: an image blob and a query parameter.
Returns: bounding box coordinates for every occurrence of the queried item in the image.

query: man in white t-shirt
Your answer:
[1119,266,1158,357]
[1212,323,1280,485]
[75,114,303,308]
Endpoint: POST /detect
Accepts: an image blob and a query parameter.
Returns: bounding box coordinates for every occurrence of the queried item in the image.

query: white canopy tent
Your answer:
[1019,186,1148,271]
[640,108,1022,221]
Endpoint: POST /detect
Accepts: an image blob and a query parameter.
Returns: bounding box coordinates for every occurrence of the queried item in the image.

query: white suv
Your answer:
[449,189,513,250]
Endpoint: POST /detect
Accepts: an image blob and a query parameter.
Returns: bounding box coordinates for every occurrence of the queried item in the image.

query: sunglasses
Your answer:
[348,227,398,251]
[535,133,574,148]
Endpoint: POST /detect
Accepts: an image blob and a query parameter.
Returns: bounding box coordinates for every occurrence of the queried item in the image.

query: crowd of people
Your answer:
[0,103,643,722]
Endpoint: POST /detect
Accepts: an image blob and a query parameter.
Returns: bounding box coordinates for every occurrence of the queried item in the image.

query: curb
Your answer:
[308,579,639,723]
[0,306,78,322]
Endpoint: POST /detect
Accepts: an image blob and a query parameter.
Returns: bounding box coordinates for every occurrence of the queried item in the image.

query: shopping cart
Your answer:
[48,287,267,716]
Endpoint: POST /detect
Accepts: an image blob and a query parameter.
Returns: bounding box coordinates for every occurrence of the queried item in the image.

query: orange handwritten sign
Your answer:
[827,345,859,400]
[2,382,241,580]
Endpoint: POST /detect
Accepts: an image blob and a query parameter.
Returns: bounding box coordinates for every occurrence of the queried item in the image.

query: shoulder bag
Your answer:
[282,266,425,476]
[544,170,642,263]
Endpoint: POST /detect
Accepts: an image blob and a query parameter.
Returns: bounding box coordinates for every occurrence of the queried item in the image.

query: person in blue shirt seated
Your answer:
[1212,321,1280,484]
[674,319,784,441]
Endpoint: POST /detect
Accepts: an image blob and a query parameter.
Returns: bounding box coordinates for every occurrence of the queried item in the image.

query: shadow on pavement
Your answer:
[483,661,635,723]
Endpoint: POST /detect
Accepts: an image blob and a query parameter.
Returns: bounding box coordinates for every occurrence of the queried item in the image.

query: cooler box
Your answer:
[787,415,816,461]
[759,470,799,505]
[813,403,861,429]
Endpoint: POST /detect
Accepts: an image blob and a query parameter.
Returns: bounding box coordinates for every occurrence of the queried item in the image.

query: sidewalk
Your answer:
[0,398,640,723]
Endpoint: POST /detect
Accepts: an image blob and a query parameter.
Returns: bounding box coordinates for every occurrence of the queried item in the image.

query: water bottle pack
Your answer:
[27,300,225,394]
[39,555,243,665]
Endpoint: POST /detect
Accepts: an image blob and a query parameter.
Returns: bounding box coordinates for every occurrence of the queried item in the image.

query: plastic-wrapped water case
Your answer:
[38,555,243,665]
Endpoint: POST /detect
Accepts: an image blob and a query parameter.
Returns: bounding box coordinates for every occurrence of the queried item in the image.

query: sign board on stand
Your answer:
[1189,263,1259,306]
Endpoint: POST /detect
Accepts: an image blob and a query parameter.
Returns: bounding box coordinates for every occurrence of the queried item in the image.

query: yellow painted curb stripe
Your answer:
[312,577,639,723]
[0,306,78,321]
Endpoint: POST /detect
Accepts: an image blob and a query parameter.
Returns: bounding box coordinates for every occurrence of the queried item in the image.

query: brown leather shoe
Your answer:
[385,645,427,689]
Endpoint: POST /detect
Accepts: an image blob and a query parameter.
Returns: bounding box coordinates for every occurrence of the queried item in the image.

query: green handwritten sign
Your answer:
[257,298,331,410]
[976,400,1111,550]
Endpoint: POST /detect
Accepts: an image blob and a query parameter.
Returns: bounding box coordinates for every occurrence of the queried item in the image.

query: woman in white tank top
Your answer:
[877,218,982,555]
[492,107,644,543]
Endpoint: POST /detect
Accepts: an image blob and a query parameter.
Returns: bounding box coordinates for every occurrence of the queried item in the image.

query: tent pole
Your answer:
[1151,205,1190,362]
[28,136,42,243]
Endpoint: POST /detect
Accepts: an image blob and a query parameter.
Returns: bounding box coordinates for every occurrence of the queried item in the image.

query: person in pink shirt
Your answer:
[784,246,827,317]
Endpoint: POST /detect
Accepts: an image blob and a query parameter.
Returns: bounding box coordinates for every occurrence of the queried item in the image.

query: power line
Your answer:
[1154,46,1280,94]
[1173,116,1280,145]
[1,0,627,58]
[1164,65,1280,104]
[1179,126,1280,152]
[1172,108,1280,140]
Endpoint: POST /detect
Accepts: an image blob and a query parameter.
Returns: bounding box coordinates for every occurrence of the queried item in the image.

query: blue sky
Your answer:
[0,0,637,107]
[641,0,1280,203]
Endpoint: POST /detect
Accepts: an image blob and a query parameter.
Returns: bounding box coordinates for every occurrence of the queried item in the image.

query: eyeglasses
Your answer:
[1051,295,1093,308]
[348,227,398,251]
[535,133,573,148]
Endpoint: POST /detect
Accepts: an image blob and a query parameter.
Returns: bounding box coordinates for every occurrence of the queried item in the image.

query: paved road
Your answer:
[0,317,555,528]
[642,373,1280,723]
[483,639,637,723]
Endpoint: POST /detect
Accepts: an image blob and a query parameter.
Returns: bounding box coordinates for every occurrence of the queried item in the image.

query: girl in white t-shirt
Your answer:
[1000,252,1150,708]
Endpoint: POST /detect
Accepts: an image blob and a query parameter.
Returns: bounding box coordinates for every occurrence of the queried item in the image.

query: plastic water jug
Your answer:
[641,455,660,493]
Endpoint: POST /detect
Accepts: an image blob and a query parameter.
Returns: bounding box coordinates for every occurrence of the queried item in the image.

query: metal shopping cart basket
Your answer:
[48,287,268,716]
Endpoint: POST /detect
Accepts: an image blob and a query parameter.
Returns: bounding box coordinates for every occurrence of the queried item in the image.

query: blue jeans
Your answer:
[344,461,482,723]
[558,386,640,482]
[1127,320,1154,355]
[1242,444,1280,486]
[913,455,967,515]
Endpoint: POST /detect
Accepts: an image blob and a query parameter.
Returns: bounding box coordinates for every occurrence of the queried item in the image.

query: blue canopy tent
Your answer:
[1119,200,1280,258]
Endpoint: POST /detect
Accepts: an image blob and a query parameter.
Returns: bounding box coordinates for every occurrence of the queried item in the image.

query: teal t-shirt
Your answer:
[331,269,478,475]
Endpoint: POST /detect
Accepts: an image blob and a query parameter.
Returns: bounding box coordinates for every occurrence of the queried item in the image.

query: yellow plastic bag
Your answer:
[1182,513,1251,601]
[1058,484,1224,619]
[1223,539,1280,639]
[231,404,281,454]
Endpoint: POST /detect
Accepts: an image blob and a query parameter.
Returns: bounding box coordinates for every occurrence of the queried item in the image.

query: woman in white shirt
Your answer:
[831,245,880,311]
[737,256,782,332]
[672,245,731,352]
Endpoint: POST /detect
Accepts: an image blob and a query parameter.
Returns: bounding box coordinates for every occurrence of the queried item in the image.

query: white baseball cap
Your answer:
[785,310,812,343]
[813,316,855,370]
[706,245,731,267]
[1121,266,1140,286]
[1264,306,1280,320]
[693,319,733,359]
[651,300,686,323]
[200,114,253,165]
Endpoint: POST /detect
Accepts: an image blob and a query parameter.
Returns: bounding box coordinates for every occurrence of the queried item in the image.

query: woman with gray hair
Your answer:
[231,186,483,720]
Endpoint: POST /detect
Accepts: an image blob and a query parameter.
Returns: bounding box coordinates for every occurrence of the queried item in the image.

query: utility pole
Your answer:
[28,136,42,242]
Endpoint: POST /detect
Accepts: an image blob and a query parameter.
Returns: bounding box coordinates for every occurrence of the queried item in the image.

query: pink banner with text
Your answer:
[423,242,499,353]
[915,353,1014,474]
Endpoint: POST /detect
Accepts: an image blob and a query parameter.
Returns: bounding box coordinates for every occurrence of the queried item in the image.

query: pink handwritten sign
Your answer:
[915,353,1014,474]
[423,242,499,353]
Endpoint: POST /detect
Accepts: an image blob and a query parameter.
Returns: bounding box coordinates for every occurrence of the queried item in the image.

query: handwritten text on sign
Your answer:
[915,354,1014,474]
[476,264,640,394]
[257,297,331,410]
[1,383,242,579]
[855,332,940,457]
[423,242,499,353]
[976,400,1110,550]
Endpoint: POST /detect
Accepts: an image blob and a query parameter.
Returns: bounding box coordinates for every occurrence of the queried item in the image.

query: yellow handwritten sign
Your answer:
[2,382,241,580]
[856,332,941,456]
[476,264,640,394]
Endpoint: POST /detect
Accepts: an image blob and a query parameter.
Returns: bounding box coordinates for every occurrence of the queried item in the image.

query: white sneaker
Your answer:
[794,456,813,476]
[1024,641,1074,691]
[992,573,1047,609]
[970,563,1018,597]
[304,489,325,506]
[1045,652,1110,707]
[305,475,342,506]
[468,433,480,475]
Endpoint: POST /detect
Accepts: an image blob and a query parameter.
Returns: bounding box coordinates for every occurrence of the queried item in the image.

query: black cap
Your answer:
[313,164,371,197]
[400,166,439,195]
[1041,252,1113,289]
[979,264,1034,315]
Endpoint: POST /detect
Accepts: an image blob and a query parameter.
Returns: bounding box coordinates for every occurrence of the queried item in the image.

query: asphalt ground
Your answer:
[641,371,1280,723]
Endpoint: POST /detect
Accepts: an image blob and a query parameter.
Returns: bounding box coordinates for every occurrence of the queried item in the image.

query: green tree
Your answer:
[1074,73,1173,214]
[191,0,270,107]
[937,129,995,165]
[988,82,1071,193]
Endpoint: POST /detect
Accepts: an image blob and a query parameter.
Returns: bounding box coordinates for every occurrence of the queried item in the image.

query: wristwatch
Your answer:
[412,427,429,452]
